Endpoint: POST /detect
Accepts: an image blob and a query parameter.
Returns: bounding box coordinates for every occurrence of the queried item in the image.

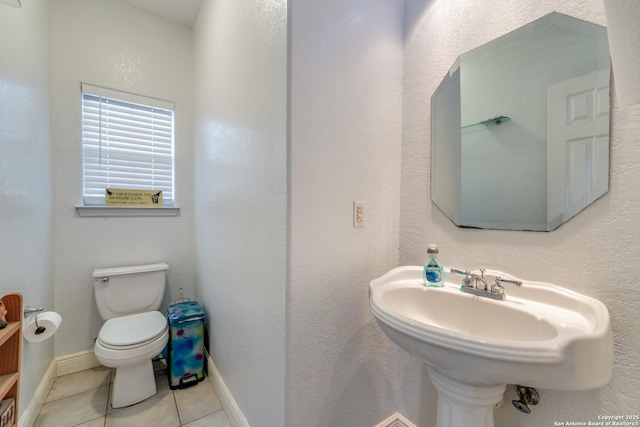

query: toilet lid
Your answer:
[99,311,167,347]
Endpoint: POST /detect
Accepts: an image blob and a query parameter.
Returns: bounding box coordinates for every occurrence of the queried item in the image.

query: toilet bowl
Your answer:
[92,263,169,408]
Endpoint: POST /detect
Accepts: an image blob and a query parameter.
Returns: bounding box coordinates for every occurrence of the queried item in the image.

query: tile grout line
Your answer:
[172,389,182,427]
[103,381,110,427]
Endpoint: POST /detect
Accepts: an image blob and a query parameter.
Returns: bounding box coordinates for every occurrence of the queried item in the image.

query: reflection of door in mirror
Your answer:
[547,70,610,229]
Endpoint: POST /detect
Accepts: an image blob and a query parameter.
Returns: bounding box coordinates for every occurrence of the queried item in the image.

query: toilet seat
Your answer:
[98,311,167,349]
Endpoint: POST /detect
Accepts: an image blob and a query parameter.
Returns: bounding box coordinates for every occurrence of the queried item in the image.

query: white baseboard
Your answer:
[55,350,101,376]
[375,412,418,427]
[205,350,250,427]
[18,358,57,427]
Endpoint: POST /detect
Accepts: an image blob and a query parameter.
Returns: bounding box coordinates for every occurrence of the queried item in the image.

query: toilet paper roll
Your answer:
[23,311,62,343]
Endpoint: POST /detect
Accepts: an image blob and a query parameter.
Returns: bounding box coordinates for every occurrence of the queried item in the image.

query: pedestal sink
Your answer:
[369,266,613,427]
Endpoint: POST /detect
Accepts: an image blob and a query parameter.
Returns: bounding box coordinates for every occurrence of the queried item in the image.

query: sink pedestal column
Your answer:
[428,368,506,427]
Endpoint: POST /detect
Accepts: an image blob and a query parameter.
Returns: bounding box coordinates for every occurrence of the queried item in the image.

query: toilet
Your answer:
[93,262,170,408]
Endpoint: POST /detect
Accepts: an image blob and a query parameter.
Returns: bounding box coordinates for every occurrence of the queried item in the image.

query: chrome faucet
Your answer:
[450,268,522,300]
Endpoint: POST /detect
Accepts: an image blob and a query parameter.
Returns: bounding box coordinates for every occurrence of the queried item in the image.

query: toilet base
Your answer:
[111,359,157,408]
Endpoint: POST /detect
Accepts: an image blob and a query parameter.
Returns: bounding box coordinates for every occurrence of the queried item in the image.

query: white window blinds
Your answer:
[81,84,175,206]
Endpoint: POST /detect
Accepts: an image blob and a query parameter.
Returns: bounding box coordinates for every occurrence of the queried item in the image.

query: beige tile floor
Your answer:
[34,362,231,427]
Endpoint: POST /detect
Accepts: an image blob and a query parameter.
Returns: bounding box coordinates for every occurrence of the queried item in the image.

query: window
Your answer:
[81,84,175,206]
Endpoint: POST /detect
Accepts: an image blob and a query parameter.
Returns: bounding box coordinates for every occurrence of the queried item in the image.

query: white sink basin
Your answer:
[370,266,614,427]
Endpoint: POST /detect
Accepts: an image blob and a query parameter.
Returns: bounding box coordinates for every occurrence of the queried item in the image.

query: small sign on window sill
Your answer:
[105,188,163,207]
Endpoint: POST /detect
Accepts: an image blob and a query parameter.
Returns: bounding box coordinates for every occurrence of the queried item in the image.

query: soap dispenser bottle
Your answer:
[423,244,444,287]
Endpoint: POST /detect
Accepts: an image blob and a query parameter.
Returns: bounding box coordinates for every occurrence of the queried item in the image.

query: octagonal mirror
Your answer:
[431,12,610,231]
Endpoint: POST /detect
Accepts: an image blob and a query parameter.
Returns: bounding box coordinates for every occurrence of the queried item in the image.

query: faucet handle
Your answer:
[495,276,523,287]
[490,282,505,295]
[449,268,468,276]
[450,268,474,287]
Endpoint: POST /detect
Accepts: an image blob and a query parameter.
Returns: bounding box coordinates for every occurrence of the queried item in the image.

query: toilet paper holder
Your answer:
[24,306,46,335]
[24,306,44,318]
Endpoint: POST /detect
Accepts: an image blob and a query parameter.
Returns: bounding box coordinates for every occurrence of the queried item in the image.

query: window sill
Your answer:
[75,205,180,217]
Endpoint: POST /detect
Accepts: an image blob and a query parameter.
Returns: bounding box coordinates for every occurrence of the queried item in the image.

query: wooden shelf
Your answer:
[0,293,22,426]
[0,373,19,398]
[0,322,20,348]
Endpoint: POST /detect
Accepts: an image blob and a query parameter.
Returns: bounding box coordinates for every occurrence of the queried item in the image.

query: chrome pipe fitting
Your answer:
[512,385,540,414]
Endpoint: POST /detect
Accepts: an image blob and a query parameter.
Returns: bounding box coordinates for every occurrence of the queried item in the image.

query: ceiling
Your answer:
[117,0,203,28]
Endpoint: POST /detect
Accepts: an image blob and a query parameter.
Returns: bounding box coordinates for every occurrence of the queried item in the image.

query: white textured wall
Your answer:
[0,0,54,417]
[192,0,288,425]
[401,0,640,426]
[288,1,403,425]
[50,0,195,356]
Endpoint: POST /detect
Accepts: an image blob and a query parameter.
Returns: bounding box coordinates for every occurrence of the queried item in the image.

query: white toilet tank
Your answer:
[93,263,169,321]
